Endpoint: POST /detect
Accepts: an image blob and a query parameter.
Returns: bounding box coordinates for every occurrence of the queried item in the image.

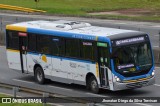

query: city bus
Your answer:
[6,20,155,93]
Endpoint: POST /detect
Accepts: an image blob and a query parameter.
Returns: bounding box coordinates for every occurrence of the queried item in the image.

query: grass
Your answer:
[0,0,160,21]
[0,93,10,97]
[0,93,50,106]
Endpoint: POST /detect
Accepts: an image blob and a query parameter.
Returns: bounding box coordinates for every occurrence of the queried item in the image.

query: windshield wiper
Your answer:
[139,64,152,67]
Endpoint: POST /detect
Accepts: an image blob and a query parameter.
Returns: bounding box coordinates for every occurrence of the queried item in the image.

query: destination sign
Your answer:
[18,32,27,37]
[97,42,107,47]
[112,36,148,47]
[117,64,134,70]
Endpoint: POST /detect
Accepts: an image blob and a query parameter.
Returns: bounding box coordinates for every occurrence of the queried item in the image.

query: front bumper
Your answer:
[112,76,155,91]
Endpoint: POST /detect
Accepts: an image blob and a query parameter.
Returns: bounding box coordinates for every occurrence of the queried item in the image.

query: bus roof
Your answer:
[6,20,146,41]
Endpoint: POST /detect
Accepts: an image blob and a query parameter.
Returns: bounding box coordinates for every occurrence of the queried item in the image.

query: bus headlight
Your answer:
[115,76,121,82]
[152,71,155,76]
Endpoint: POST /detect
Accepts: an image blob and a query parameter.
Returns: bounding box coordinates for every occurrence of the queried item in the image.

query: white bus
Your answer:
[6,20,155,93]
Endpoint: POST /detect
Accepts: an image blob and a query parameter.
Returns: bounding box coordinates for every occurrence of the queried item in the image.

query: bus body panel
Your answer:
[107,68,114,90]
[51,57,65,81]
[7,50,21,70]
[60,59,98,84]
[27,53,52,76]
[26,52,100,85]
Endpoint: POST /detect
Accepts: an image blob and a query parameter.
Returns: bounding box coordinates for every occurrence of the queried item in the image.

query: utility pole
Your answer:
[159,32,160,48]
[34,0,39,9]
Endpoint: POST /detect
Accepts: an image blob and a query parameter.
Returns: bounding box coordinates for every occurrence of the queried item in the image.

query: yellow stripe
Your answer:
[7,49,19,53]
[123,77,151,83]
[96,36,98,41]
[6,25,27,32]
[123,80,137,83]
[139,78,149,81]
[0,4,46,13]
[96,63,99,77]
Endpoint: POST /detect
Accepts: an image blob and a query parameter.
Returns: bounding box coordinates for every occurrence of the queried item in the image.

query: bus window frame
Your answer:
[27,33,37,53]
[20,33,102,63]
[6,30,19,50]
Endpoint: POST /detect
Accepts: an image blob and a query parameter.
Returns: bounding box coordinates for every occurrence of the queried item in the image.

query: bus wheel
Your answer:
[89,76,99,93]
[35,67,45,84]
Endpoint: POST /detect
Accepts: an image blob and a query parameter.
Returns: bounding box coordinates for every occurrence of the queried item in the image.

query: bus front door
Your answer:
[97,47,110,87]
[19,36,28,73]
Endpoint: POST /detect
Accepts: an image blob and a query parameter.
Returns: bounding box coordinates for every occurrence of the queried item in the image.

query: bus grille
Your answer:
[126,81,149,88]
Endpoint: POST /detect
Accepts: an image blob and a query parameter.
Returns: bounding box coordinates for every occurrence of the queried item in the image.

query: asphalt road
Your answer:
[0,12,160,47]
[0,13,160,106]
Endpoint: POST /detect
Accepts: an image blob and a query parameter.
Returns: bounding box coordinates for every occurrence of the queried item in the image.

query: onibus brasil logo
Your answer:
[1,98,42,103]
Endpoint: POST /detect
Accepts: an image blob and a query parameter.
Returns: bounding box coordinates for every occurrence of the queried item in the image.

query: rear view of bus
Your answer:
[110,32,155,90]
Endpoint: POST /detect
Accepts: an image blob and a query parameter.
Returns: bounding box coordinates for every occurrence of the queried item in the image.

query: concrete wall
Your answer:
[0,32,5,45]
[153,47,160,65]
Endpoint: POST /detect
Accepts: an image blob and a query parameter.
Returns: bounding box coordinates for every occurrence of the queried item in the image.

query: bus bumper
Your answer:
[112,76,155,91]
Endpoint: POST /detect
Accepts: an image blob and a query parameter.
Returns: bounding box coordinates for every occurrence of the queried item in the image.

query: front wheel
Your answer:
[35,67,45,84]
[89,76,99,93]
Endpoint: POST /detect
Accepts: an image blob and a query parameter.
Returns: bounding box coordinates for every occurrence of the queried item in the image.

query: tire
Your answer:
[89,76,99,93]
[35,67,45,84]
[86,79,90,90]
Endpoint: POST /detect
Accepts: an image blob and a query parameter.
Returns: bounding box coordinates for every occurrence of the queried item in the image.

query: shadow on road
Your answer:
[17,75,152,97]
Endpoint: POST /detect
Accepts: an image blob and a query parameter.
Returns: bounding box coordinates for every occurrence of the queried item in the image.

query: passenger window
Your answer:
[65,39,80,58]
[28,34,36,52]
[37,35,51,54]
[7,31,19,49]
[51,37,60,55]
[80,41,95,61]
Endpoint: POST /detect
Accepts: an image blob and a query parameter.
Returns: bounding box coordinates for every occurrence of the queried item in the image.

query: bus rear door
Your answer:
[19,32,28,73]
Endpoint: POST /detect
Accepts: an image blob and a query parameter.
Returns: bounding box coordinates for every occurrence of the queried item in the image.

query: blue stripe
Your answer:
[27,52,95,64]
[111,59,125,79]
[27,28,112,44]
[147,33,155,75]
[27,28,112,54]
[97,36,110,42]
[27,28,98,41]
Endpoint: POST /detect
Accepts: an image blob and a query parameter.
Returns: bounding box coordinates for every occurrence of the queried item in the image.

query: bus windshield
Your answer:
[112,42,152,76]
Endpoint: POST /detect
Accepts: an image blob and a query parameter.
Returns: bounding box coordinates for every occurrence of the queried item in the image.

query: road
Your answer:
[0,12,160,47]
[0,13,160,106]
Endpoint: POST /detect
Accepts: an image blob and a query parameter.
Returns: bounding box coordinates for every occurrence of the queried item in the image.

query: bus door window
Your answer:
[98,48,109,66]
[19,36,28,73]
[19,37,27,54]
[97,42,110,87]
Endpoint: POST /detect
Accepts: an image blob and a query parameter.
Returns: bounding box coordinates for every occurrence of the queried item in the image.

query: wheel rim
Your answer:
[37,70,42,82]
[91,80,97,90]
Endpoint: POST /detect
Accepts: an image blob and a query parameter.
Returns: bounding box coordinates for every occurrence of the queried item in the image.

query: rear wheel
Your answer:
[89,76,99,93]
[35,67,45,84]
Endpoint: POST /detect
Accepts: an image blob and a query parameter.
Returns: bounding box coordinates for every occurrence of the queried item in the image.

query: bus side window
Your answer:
[28,34,36,52]
[51,37,60,56]
[7,31,19,49]
[65,39,80,58]
[80,40,95,61]
[37,35,51,54]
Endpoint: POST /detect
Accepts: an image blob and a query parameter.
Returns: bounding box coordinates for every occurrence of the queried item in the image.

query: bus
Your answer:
[6,20,155,93]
